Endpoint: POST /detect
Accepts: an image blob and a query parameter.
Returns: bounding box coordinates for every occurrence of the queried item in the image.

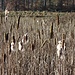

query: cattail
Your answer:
[13,35,15,43]
[4,33,9,42]
[22,33,29,44]
[31,43,35,51]
[17,15,21,29]
[62,33,66,50]
[50,22,54,39]
[4,54,6,63]
[56,14,59,26]
[54,38,57,45]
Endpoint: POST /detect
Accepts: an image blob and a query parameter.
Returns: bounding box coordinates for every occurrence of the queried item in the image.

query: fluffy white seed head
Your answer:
[57,41,62,57]
[18,41,22,50]
[5,9,9,22]
[5,9,9,15]
[11,41,15,51]
[58,40,62,44]
[57,40,66,59]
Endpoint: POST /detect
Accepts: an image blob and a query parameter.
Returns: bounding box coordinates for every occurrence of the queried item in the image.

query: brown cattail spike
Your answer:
[17,15,21,29]
[50,22,54,39]
[62,33,66,48]
[56,14,59,26]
